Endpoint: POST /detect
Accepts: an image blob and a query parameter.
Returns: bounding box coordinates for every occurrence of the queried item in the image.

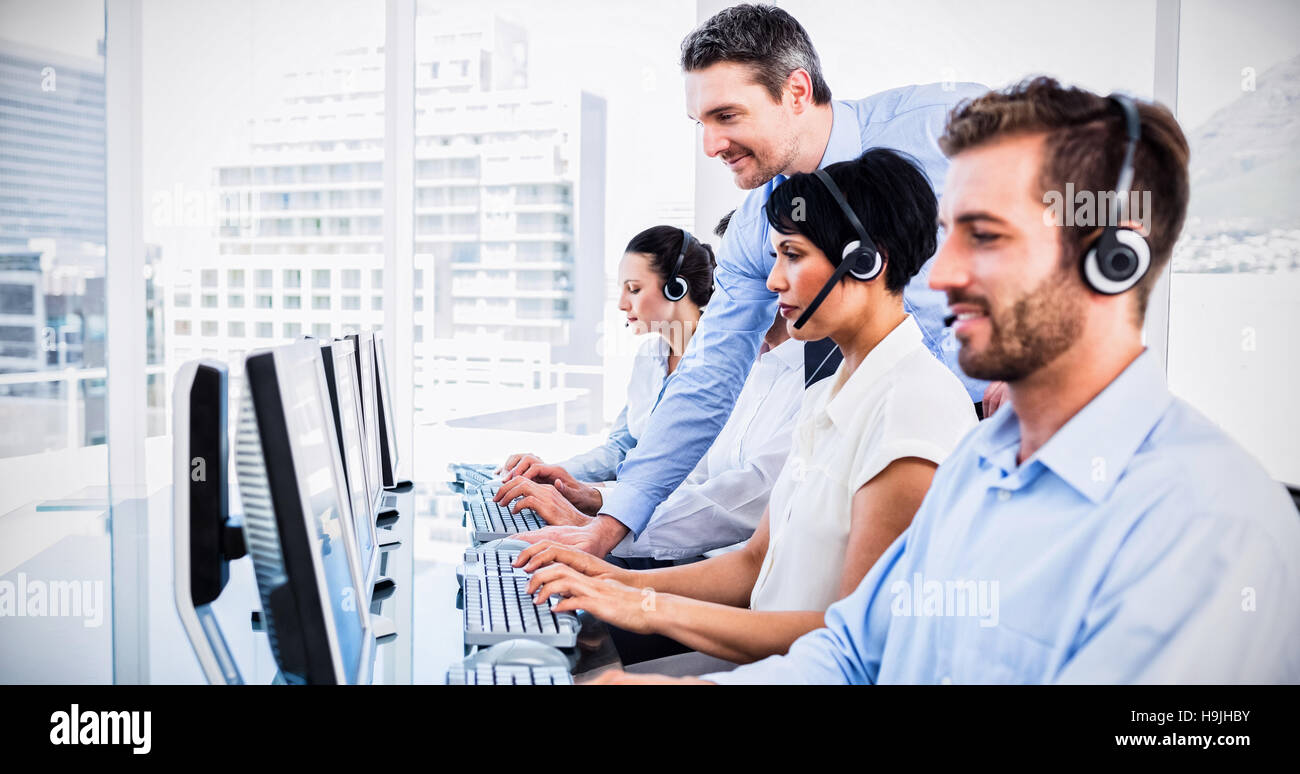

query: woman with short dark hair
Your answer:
[516,149,978,669]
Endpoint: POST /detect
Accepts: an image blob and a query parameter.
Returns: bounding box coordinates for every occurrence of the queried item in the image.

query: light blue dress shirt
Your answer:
[709,351,1300,684]
[603,84,990,537]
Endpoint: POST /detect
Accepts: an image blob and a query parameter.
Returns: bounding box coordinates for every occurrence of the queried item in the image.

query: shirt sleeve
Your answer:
[554,404,634,483]
[619,383,801,558]
[847,369,978,494]
[1053,508,1300,684]
[600,207,776,536]
[706,529,909,685]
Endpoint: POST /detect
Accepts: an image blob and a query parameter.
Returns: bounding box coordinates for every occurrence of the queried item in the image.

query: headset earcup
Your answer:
[842,241,883,281]
[1083,228,1150,295]
[664,276,689,302]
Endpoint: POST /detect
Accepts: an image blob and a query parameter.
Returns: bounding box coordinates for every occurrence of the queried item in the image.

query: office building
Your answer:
[164,13,606,433]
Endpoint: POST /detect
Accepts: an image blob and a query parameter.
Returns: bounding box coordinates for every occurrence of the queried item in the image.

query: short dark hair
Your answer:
[714,209,736,238]
[765,148,938,295]
[625,225,717,306]
[939,76,1189,320]
[680,4,831,105]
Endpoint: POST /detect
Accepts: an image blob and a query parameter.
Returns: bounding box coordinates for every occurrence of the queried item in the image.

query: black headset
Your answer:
[663,228,694,302]
[1082,94,1151,295]
[792,167,884,330]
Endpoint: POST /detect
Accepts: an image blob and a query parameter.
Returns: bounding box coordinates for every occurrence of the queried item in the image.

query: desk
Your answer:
[0,476,623,684]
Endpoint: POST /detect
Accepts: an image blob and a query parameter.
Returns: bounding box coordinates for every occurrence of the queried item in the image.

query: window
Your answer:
[283,322,302,339]
[313,295,331,310]
[1166,1,1300,485]
[312,323,331,338]
[371,268,383,288]
[342,295,361,310]
[313,269,331,289]
[284,295,301,310]
[372,295,383,311]
[85,0,392,684]
[342,268,361,289]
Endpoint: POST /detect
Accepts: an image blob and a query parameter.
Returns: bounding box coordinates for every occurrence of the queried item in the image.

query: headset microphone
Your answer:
[943,312,957,327]
[792,167,884,329]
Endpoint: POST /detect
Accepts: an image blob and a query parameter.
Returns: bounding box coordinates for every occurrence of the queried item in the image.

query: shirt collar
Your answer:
[821,315,924,428]
[975,350,1174,503]
[819,100,865,169]
[760,337,805,371]
[770,102,859,192]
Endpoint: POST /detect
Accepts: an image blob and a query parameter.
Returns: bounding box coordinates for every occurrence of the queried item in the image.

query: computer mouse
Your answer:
[475,639,571,669]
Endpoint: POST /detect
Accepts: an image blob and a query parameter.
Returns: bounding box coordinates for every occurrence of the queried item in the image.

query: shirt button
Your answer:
[997,489,1011,502]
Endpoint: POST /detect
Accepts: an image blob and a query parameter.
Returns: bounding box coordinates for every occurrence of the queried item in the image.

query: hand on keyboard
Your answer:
[525,563,657,635]
[500,457,578,489]
[499,453,544,479]
[513,539,632,585]
[493,477,592,528]
[553,478,603,517]
[511,522,617,559]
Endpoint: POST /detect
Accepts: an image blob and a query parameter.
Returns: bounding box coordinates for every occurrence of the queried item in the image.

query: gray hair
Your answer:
[680,4,832,105]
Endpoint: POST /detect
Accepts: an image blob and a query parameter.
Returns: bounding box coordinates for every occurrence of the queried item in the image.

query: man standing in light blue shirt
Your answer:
[594,78,1300,684]
[514,4,988,557]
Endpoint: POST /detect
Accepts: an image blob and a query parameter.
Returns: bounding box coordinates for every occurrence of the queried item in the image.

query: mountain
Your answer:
[1184,53,1300,235]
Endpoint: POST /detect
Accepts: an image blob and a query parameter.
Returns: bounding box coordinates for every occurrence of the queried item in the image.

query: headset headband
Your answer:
[791,169,881,329]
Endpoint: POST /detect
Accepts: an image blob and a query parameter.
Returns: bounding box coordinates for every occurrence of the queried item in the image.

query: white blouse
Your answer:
[749,315,978,612]
[610,337,806,559]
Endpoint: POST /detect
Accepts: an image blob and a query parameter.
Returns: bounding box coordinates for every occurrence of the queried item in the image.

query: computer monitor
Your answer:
[236,340,375,684]
[355,332,384,508]
[172,359,245,685]
[317,338,380,599]
[371,329,407,489]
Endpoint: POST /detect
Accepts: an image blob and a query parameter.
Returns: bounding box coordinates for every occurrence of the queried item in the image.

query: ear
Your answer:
[1117,218,1149,237]
[786,68,815,113]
